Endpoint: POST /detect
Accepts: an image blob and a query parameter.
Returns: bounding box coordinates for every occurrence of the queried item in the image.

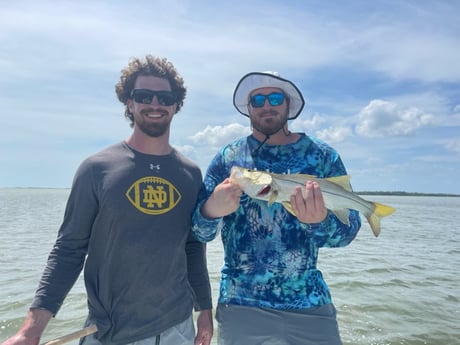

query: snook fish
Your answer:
[229,166,395,237]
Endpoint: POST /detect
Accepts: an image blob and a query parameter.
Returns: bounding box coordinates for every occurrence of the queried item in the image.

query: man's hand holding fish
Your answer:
[229,166,395,237]
[290,181,328,224]
[200,178,243,218]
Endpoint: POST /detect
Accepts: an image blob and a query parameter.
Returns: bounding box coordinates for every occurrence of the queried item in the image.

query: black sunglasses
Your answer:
[130,89,176,106]
[250,92,285,108]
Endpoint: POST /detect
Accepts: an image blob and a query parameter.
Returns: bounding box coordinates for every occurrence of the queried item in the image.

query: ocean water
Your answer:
[0,189,459,345]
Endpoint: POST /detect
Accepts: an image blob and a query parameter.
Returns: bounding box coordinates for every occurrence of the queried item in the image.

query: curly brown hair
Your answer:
[115,55,187,127]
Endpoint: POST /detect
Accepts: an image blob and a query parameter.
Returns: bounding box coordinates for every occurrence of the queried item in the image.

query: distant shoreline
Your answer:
[1,187,459,197]
[357,191,460,197]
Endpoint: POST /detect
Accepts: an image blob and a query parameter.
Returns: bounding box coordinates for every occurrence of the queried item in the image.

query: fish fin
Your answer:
[324,175,352,192]
[374,202,396,217]
[366,202,396,237]
[282,202,296,216]
[296,173,318,179]
[268,190,278,206]
[331,209,351,226]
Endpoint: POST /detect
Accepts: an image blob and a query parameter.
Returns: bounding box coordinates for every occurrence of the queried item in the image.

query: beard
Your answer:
[138,120,171,137]
[135,108,172,137]
[250,109,288,136]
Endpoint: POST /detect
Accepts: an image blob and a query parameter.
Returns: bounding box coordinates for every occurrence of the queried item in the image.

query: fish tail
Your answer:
[366,202,396,237]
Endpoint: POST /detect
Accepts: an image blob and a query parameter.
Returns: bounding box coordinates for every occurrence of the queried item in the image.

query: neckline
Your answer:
[122,141,175,158]
[249,133,304,147]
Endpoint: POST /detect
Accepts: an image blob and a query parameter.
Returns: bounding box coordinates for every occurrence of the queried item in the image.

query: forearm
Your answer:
[31,241,86,314]
[192,202,222,242]
[196,308,213,326]
[195,308,213,345]
[2,308,53,345]
[31,173,95,314]
[301,210,361,247]
[186,235,213,310]
[22,308,52,335]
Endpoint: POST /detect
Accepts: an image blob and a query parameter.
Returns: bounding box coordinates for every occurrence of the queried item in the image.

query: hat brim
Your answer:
[233,72,305,120]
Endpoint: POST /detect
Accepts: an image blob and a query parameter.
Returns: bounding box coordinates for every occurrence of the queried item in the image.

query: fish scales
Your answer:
[229,166,395,237]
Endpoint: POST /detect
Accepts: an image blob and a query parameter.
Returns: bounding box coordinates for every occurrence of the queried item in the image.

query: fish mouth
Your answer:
[256,185,271,196]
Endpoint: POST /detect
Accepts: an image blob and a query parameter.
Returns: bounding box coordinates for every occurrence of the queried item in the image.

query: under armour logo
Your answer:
[150,164,160,172]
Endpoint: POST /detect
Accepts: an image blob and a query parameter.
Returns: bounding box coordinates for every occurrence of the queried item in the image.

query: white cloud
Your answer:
[355,100,433,137]
[291,114,326,133]
[444,139,460,155]
[315,126,353,143]
[189,123,251,148]
[173,144,196,157]
[3,1,459,85]
[360,28,460,82]
[1,0,459,193]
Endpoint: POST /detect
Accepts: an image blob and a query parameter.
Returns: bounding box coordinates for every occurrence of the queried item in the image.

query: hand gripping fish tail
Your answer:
[229,166,396,237]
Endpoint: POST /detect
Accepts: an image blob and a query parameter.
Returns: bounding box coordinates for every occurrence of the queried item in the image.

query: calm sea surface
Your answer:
[0,189,459,345]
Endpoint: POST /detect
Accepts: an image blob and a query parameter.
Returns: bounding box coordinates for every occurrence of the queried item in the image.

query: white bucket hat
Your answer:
[233,71,305,120]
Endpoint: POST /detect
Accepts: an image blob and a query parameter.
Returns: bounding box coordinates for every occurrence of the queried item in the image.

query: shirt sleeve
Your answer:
[30,160,97,315]
[192,152,226,243]
[299,209,361,248]
[185,231,213,311]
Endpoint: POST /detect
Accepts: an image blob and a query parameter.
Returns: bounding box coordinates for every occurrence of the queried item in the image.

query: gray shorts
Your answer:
[216,303,342,345]
[80,315,195,345]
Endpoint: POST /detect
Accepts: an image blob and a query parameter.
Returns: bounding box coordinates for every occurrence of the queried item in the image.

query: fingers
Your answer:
[194,332,212,345]
[290,186,304,216]
[226,177,244,197]
[202,181,243,218]
[221,180,243,198]
[195,309,213,345]
[290,181,327,223]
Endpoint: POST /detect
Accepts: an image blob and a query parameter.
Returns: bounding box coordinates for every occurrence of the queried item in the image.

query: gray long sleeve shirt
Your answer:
[31,142,212,345]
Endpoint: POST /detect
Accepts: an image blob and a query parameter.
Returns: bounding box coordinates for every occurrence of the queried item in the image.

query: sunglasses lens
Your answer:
[268,93,284,106]
[250,93,285,108]
[132,90,154,104]
[131,89,176,106]
[156,92,176,106]
[250,95,268,108]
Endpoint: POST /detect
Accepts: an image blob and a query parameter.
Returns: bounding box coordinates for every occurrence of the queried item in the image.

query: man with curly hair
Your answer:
[3,55,213,345]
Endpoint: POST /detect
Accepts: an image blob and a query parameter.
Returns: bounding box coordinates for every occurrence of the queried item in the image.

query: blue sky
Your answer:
[1,0,459,193]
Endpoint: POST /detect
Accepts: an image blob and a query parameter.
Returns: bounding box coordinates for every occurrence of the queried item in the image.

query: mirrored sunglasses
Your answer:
[250,92,285,108]
[130,89,176,106]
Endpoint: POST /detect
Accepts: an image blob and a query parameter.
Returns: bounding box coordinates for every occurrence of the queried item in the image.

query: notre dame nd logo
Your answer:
[126,177,181,215]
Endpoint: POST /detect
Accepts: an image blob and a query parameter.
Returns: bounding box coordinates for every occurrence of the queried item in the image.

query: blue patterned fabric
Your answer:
[192,134,361,309]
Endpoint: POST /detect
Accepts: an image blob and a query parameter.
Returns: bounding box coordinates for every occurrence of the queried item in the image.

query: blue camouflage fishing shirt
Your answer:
[192,134,361,309]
